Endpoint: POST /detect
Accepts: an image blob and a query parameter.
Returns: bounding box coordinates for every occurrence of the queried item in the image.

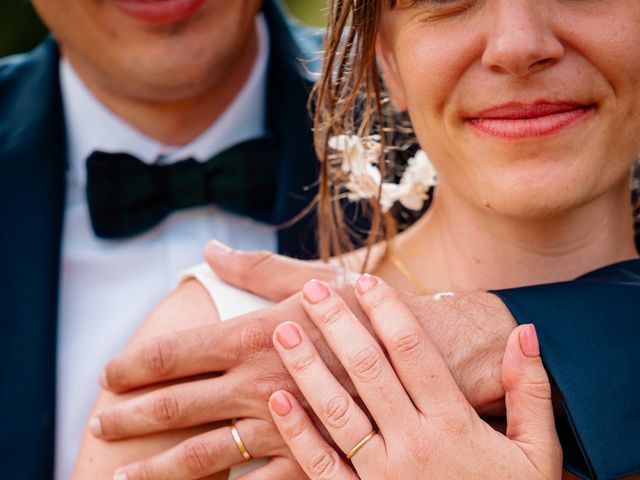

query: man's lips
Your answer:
[466,101,595,139]
[111,0,206,23]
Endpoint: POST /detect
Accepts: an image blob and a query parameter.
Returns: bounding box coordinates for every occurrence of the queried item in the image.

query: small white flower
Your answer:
[329,135,437,213]
[396,150,437,211]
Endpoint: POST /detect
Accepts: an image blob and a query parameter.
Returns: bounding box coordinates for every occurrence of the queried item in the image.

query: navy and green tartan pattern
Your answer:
[86,138,279,239]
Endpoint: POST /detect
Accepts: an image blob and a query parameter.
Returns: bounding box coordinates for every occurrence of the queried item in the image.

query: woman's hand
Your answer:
[268,275,563,479]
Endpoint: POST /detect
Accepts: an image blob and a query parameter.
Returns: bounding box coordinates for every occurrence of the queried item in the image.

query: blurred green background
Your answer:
[0,0,325,58]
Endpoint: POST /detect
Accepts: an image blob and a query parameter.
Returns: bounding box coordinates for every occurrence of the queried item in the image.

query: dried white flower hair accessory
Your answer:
[328,135,437,213]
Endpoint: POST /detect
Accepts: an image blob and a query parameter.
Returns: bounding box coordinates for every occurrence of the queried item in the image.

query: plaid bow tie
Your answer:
[86,138,279,239]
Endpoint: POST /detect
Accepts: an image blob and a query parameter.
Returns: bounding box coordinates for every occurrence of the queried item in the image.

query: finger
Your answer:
[269,391,360,480]
[91,373,253,440]
[272,321,384,469]
[234,456,308,480]
[300,280,417,434]
[503,325,562,471]
[102,315,267,392]
[205,241,339,301]
[113,419,283,480]
[354,274,468,414]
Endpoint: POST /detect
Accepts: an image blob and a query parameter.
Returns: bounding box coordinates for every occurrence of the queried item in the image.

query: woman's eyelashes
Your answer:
[403,0,479,18]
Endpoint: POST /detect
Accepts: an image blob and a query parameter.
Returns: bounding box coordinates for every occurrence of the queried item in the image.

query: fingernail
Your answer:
[275,323,302,349]
[519,324,540,358]
[89,416,103,436]
[99,369,109,389]
[113,471,128,480]
[206,239,232,255]
[303,279,330,304]
[270,391,293,416]
[356,274,378,294]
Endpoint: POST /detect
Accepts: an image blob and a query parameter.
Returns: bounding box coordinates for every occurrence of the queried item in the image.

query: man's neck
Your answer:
[385,175,638,293]
[61,29,259,146]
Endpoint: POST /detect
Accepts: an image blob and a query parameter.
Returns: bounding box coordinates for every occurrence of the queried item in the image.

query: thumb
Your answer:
[503,324,562,472]
[204,240,340,301]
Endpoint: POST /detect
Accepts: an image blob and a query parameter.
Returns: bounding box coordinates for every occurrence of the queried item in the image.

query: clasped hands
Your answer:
[91,246,562,479]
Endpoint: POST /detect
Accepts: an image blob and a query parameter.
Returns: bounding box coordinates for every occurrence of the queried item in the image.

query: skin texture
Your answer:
[72,281,235,479]
[372,0,639,293]
[79,0,640,477]
[31,0,262,144]
[269,277,563,479]
[86,249,517,479]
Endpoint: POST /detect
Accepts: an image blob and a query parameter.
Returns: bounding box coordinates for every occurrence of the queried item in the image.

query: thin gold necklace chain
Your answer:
[387,249,432,296]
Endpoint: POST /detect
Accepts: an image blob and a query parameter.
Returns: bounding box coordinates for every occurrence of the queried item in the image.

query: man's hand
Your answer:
[204,240,516,413]
[97,244,515,443]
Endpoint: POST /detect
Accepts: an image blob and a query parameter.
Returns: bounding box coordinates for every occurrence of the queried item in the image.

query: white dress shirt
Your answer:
[55,15,275,480]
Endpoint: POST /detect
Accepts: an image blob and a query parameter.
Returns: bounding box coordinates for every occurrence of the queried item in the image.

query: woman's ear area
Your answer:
[376,32,408,112]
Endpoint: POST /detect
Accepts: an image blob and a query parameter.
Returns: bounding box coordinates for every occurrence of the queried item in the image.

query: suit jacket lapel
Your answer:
[0,38,66,477]
[263,1,321,259]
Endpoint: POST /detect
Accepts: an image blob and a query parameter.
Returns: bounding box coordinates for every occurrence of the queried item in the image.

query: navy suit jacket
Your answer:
[0,2,639,478]
[0,2,319,477]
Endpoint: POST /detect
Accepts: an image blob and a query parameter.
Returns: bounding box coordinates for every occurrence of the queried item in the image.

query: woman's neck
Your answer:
[380,176,638,293]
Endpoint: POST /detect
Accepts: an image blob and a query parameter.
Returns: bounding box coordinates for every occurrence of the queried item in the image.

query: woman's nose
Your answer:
[481,0,564,77]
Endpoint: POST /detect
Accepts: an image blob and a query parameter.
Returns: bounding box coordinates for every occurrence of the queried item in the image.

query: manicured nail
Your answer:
[519,324,540,358]
[356,274,378,294]
[303,279,330,304]
[270,391,293,416]
[275,323,302,349]
[113,471,128,480]
[206,239,232,255]
[99,369,109,389]
[89,416,103,436]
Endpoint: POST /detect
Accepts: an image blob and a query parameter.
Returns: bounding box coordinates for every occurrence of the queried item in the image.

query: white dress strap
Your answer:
[179,263,273,321]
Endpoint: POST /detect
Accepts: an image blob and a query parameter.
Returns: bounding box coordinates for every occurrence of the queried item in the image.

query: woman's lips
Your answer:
[467,102,595,139]
[111,0,206,23]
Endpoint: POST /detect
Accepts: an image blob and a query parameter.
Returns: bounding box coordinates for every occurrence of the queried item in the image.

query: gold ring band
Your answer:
[230,425,252,461]
[347,431,376,460]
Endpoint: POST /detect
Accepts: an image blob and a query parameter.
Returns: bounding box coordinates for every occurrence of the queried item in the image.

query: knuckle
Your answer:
[348,346,385,383]
[142,339,176,378]
[322,395,351,429]
[363,290,390,314]
[290,351,316,375]
[180,438,216,476]
[137,461,156,480]
[251,420,282,454]
[308,450,340,479]
[522,377,553,401]
[389,329,424,357]
[99,409,124,438]
[151,392,181,425]
[255,373,297,401]
[239,320,273,354]
[282,418,307,440]
[104,362,121,390]
[319,304,348,328]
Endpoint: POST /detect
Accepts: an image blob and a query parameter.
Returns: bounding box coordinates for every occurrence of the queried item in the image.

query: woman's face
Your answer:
[378,0,640,219]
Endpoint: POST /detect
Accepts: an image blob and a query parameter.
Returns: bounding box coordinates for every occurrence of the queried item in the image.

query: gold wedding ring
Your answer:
[230,425,252,461]
[347,431,376,460]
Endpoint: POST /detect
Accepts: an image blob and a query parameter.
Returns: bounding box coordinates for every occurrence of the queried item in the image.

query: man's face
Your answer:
[32,0,263,102]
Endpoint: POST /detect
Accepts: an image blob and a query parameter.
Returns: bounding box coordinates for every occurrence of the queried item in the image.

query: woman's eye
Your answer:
[400,0,475,9]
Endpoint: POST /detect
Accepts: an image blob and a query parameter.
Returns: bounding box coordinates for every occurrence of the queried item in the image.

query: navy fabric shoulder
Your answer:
[0,38,66,479]
[264,0,322,258]
[493,259,640,480]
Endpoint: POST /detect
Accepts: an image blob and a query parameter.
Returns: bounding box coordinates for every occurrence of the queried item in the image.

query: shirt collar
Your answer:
[61,14,270,188]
